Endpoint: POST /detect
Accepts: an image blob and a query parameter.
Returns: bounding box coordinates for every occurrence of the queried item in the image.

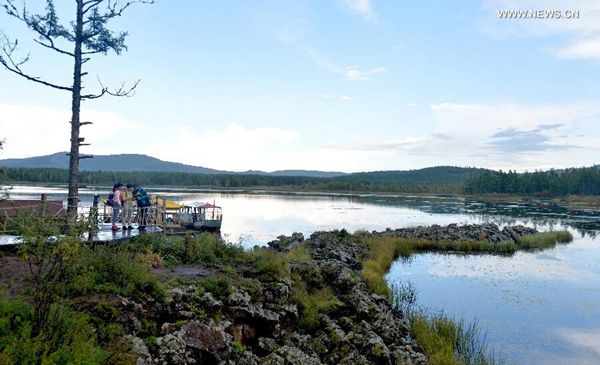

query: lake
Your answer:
[5,185,600,364]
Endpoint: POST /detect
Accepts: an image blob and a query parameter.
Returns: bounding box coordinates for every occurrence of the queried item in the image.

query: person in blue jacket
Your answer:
[132,184,151,230]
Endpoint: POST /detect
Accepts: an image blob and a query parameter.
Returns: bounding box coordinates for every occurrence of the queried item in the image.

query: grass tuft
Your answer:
[517,231,573,250]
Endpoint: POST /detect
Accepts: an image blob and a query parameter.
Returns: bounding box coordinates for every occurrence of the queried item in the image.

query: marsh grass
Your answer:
[410,312,501,365]
[389,284,501,365]
[361,231,574,365]
[517,231,573,250]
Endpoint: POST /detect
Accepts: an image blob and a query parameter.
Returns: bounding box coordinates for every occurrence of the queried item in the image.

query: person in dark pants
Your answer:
[132,184,151,230]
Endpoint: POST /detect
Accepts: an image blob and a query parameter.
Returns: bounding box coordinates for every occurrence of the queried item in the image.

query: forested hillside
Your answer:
[4,165,600,196]
[2,166,475,194]
[464,167,600,196]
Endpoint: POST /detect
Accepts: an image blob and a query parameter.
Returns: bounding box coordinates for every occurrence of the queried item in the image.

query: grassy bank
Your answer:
[359,230,573,365]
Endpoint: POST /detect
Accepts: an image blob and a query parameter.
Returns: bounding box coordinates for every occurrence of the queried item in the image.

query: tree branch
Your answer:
[0,34,72,92]
[33,39,74,57]
[81,77,139,99]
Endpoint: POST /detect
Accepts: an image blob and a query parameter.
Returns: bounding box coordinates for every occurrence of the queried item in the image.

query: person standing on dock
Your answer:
[111,183,124,232]
[122,184,135,230]
[133,184,151,230]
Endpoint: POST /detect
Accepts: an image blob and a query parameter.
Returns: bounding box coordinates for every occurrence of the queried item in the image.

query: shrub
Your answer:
[69,246,164,300]
[291,276,341,330]
[199,277,233,299]
[0,297,106,364]
[248,248,288,281]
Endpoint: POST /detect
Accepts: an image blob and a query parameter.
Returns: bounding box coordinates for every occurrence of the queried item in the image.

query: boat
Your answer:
[174,202,223,232]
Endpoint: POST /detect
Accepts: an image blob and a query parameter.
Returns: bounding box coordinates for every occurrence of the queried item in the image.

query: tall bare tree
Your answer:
[0,139,7,200]
[0,0,152,218]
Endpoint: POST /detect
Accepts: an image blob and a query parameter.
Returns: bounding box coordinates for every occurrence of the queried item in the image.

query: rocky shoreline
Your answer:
[112,223,538,364]
[376,223,537,243]
[121,230,426,364]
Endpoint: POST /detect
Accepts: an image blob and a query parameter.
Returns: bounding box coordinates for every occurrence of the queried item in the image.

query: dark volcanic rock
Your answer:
[267,232,304,252]
[378,223,536,244]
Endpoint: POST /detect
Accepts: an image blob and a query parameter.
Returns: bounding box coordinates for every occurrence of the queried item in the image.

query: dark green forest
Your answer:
[464,167,600,196]
[2,166,473,194]
[3,165,600,196]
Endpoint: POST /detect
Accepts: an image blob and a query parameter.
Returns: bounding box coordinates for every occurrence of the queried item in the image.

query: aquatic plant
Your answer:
[517,231,573,250]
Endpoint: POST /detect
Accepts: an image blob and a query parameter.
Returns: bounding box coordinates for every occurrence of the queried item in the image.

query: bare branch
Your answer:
[33,39,74,57]
[83,0,153,20]
[0,33,72,92]
[81,77,139,99]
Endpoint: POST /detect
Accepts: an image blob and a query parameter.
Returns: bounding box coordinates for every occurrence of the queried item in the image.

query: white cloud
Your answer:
[0,104,139,159]
[345,67,387,81]
[141,123,303,171]
[324,101,600,171]
[304,48,387,81]
[482,0,600,60]
[339,0,376,21]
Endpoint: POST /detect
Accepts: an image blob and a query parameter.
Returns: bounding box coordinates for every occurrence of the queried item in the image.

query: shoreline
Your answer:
[5,182,600,210]
[0,223,574,364]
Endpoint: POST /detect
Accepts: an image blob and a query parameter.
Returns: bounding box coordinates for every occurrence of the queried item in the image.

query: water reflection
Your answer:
[387,231,600,365]
[6,185,600,363]
[5,185,600,246]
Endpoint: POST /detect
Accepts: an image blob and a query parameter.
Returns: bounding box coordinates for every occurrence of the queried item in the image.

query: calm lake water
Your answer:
[5,185,600,364]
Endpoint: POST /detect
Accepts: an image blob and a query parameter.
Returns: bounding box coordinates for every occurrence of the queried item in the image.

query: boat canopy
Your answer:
[152,197,182,210]
[197,203,221,209]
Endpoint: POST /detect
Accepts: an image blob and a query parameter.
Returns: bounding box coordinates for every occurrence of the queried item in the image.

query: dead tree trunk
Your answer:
[67,0,84,218]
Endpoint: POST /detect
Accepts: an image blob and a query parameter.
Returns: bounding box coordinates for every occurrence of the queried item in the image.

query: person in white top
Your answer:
[111,183,124,231]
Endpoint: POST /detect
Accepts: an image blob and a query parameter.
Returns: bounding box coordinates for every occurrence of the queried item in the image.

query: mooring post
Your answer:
[161,196,167,227]
[39,194,47,217]
[88,194,99,247]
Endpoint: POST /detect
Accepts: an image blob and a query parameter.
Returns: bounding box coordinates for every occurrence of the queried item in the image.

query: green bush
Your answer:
[248,248,288,281]
[199,277,233,299]
[185,234,245,265]
[0,298,106,364]
[69,246,164,300]
[291,276,341,330]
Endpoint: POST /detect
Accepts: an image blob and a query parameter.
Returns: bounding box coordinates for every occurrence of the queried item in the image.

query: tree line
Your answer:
[464,167,600,196]
[4,166,599,196]
[2,168,463,194]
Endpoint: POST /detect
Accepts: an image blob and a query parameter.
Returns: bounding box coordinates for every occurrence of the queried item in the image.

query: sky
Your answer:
[0,0,599,173]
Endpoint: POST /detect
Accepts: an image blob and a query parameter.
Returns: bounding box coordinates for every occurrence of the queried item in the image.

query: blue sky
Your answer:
[1,0,599,172]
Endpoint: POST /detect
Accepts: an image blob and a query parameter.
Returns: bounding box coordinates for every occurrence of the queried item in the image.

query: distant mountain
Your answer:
[0,152,221,174]
[241,170,346,178]
[0,152,347,178]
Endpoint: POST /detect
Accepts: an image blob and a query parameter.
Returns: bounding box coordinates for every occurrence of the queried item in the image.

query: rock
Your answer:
[155,333,195,365]
[263,278,292,304]
[260,353,285,365]
[227,322,257,343]
[228,289,252,307]
[201,292,224,311]
[160,322,179,335]
[258,337,279,354]
[276,345,322,365]
[181,321,232,364]
[124,335,152,365]
[267,232,304,252]
[236,351,260,365]
[378,223,537,244]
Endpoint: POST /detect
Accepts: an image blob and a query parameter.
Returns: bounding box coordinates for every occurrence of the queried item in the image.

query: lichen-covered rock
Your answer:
[260,353,285,365]
[267,232,304,252]
[124,335,152,365]
[276,345,322,365]
[378,223,536,244]
[181,321,232,364]
[154,333,195,365]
